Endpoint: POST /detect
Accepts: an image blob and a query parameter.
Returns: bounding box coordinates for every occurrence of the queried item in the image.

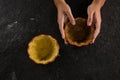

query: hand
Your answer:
[54,0,76,44]
[87,2,102,44]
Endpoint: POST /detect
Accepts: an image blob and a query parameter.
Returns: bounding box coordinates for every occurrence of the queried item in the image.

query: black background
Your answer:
[0,0,120,80]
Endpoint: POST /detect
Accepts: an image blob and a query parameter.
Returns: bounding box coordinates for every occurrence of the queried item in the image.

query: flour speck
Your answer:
[7,21,18,29]
[30,18,35,21]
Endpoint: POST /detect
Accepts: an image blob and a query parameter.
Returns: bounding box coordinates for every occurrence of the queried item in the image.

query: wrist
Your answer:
[54,0,66,8]
[92,0,106,8]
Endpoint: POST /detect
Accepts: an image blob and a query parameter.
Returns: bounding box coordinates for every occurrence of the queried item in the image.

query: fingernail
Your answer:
[90,42,93,44]
[87,19,91,26]
[90,40,94,44]
[72,20,76,25]
[92,40,95,44]
[65,40,68,44]
[87,22,91,26]
[62,36,64,39]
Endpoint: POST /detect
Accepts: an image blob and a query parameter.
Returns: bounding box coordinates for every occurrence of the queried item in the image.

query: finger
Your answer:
[92,26,100,43]
[65,9,76,25]
[90,28,100,44]
[87,10,94,26]
[58,11,65,39]
[64,39,68,44]
[92,13,101,43]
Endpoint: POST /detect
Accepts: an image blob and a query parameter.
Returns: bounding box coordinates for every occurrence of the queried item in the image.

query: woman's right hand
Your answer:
[54,0,76,43]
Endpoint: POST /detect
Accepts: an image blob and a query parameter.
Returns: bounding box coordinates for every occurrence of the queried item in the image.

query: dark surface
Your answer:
[0,0,120,80]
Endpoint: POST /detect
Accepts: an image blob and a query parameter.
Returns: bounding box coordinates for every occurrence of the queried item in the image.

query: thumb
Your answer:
[87,11,94,26]
[65,9,76,25]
